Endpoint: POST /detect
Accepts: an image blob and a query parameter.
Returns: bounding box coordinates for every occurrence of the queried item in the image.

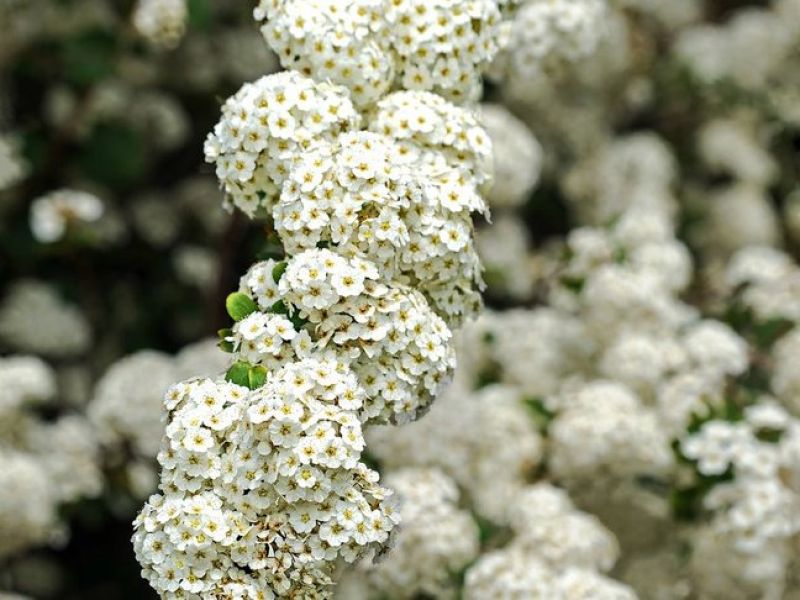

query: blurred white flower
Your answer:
[29,189,104,243]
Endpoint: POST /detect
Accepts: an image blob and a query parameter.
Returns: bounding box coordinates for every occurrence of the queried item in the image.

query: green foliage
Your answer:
[225,361,251,387]
[523,397,555,433]
[226,361,269,390]
[225,292,258,322]
[272,261,288,283]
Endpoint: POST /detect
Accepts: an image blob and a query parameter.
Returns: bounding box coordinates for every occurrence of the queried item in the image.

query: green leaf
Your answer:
[217,328,233,340]
[226,292,258,322]
[268,300,289,315]
[225,362,251,387]
[218,339,234,353]
[248,365,267,389]
[272,261,288,283]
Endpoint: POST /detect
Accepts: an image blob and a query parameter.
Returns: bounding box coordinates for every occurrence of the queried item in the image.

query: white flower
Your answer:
[132,0,188,49]
[29,189,104,243]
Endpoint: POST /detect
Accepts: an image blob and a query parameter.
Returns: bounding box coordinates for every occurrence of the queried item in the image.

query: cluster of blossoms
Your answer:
[207,76,492,322]
[0,356,102,559]
[137,0,502,596]
[0,280,91,358]
[204,72,361,217]
[235,253,455,423]
[493,0,609,84]
[132,0,188,50]
[674,1,800,93]
[133,367,399,597]
[464,484,636,599]
[255,0,514,107]
[337,468,479,599]
[488,0,616,120]
[273,131,486,322]
[681,402,800,599]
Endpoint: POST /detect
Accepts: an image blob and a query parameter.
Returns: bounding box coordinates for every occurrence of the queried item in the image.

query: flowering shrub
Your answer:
[1,0,800,598]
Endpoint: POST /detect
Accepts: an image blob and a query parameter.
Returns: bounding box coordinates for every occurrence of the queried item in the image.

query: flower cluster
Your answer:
[274,131,485,323]
[140,0,498,594]
[0,280,91,358]
[133,368,399,598]
[368,381,543,523]
[681,402,800,598]
[547,380,673,483]
[464,484,635,599]
[365,91,494,185]
[236,252,456,423]
[204,72,360,216]
[339,468,479,599]
[0,355,102,559]
[493,0,609,84]
[255,0,512,107]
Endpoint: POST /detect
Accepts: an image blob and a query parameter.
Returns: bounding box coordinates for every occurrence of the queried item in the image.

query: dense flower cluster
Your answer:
[255,0,513,107]
[369,381,543,522]
[133,370,399,597]
[204,72,360,217]
[682,402,800,599]
[236,253,456,423]
[274,132,486,322]
[138,0,498,596]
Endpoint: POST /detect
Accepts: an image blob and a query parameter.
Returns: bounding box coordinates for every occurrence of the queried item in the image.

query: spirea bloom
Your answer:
[274,131,486,323]
[235,252,456,423]
[133,372,400,599]
[255,0,512,107]
[204,72,360,217]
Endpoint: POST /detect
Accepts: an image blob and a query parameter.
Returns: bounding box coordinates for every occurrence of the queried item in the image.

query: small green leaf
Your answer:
[268,300,289,315]
[272,261,288,283]
[217,328,233,340]
[225,362,251,387]
[226,292,258,322]
[218,339,234,353]
[248,365,267,389]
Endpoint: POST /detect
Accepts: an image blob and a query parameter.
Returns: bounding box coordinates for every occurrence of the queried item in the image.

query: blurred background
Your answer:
[1,0,800,598]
